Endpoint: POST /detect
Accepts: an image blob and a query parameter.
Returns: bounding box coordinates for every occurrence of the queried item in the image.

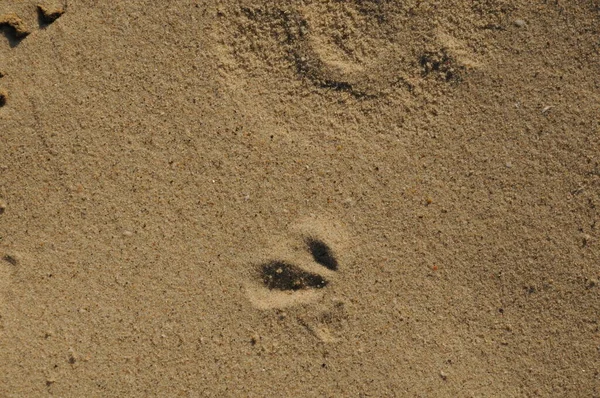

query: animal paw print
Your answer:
[245,217,349,311]
[0,1,66,107]
[244,217,352,341]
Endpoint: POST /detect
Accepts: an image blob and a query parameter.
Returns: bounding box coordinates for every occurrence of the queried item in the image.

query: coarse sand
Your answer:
[1,0,599,396]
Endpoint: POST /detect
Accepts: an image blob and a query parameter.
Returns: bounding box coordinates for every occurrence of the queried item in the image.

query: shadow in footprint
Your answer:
[37,5,65,29]
[261,261,328,291]
[246,217,349,311]
[0,14,30,47]
[306,238,338,271]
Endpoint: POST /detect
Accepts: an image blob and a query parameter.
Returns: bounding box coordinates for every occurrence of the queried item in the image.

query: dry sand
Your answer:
[1,0,599,396]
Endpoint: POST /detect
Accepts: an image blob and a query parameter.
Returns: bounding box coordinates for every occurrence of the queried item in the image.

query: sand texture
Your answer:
[1,0,599,396]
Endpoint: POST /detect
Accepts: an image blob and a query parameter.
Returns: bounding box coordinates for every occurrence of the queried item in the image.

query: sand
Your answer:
[0,0,599,396]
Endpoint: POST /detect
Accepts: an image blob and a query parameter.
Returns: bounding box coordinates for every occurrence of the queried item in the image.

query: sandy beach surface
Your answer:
[1,0,599,396]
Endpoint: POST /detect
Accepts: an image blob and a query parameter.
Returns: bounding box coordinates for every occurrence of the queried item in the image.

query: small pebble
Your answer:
[439,370,448,381]
[0,199,5,214]
[514,19,527,27]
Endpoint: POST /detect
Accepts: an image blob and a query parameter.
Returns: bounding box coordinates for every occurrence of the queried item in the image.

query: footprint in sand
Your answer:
[214,2,411,98]
[245,217,351,342]
[245,217,347,309]
[0,3,65,46]
[0,2,66,107]
[216,3,484,99]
